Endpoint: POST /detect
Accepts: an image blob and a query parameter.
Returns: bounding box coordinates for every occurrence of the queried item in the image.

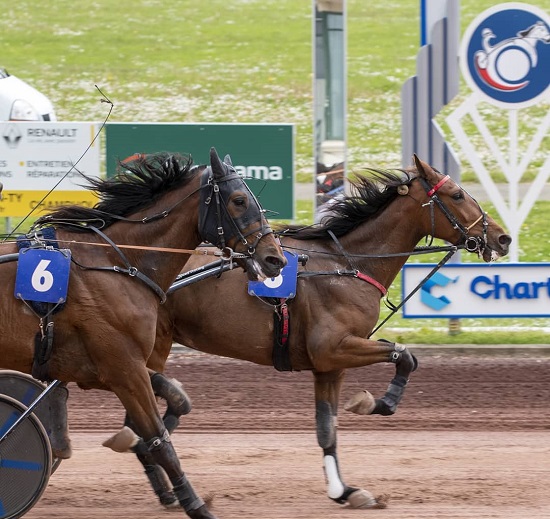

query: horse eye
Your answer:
[452,191,464,201]
[233,197,246,206]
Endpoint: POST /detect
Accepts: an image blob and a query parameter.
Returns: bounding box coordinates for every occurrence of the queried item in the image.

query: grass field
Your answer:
[2,0,550,342]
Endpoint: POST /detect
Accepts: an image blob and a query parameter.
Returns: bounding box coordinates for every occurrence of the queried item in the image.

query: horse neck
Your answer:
[103,182,203,291]
[332,201,426,288]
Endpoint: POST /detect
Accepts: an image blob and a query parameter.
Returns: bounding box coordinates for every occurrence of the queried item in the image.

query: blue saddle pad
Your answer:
[15,227,70,311]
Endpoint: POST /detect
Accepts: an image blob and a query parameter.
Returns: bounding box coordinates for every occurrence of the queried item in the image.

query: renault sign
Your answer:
[0,122,100,216]
[402,263,550,318]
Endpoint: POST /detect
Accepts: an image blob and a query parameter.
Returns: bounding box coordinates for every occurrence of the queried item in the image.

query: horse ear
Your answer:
[223,154,233,167]
[413,154,439,183]
[210,147,225,179]
[413,154,424,174]
[413,154,431,179]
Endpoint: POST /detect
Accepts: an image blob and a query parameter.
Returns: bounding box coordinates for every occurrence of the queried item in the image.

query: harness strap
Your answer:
[326,230,386,296]
[298,270,387,296]
[78,226,167,304]
[280,299,290,347]
[273,299,292,372]
[355,271,388,296]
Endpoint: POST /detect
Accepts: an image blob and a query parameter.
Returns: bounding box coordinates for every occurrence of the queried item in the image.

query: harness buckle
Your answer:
[220,247,233,260]
[128,267,138,277]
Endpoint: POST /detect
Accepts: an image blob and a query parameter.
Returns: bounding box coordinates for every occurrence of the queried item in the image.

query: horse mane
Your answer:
[34,152,196,231]
[279,168,413,240]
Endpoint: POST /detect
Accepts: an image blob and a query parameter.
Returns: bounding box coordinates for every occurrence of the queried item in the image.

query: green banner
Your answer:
[105,123,294,219]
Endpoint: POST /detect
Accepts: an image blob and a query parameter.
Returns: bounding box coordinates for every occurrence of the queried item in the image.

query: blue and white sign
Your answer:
[460,3,550,108]
[248,251,298,299]
[402,263,550,318]
[15,248,71,304]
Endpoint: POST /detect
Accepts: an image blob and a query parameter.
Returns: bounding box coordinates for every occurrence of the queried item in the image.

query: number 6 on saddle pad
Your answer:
[15,248,71,304]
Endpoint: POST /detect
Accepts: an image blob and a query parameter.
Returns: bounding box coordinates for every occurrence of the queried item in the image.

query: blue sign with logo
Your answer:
[248,251,298,299]
[15,248,71,304]
[460,3,550,108]
[402,263,550,318]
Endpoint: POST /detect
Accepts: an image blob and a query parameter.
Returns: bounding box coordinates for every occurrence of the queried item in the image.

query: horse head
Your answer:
[410,155,511,262]
[200,147,287,280]
[519,21,550,43]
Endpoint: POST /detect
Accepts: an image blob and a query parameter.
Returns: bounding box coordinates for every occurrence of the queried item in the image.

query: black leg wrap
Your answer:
[316,401,335,449]
[133,439,177,507]
[144,463,178,507]
[49,384,72,459]
[172,474,205,512]
[372,375,408,416]
[148,436,216,518]
[162,411,180,435]
[151,373,192,416]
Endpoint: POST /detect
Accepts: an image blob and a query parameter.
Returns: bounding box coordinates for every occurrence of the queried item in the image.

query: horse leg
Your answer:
[103,371,193,508]
[344,340,418,416]
[112,371,216,519]
[49,383,72,459]
[314,371,387,509]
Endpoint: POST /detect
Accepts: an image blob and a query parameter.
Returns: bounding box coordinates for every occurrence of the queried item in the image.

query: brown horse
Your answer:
[110,155,511,510]
[0,148,286,519]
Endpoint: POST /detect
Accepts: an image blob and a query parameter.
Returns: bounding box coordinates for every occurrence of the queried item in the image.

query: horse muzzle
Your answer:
[479,232,512,262]
[243,252,286,281]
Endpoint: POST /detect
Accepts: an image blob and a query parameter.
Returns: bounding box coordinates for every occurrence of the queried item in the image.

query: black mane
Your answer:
[35,152,196,231]
[280,168,413,240]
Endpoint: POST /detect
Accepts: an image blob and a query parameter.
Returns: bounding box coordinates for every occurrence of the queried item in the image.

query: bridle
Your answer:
[416,174,488,256]
[198,165,274,256]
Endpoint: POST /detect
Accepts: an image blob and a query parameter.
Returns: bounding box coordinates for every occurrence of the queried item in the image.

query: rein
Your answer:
[368,247,458,338]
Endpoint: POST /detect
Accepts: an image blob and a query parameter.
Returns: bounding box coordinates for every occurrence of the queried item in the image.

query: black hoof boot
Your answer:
[151,373,192,416]
[371,374,408,415]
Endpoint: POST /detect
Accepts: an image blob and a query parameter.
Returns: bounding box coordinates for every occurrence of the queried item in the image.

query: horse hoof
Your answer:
[347,489,388,509]
[343,390,376,415]
[161,497,179,509]
[346,489,387,509]
[102,426,139,453]
[51,442,72,460]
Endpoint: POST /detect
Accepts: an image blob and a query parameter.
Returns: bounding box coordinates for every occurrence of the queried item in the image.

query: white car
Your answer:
[0,68,56,121]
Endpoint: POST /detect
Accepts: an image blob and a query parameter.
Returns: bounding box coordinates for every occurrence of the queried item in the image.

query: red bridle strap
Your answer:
[427,175,450,197]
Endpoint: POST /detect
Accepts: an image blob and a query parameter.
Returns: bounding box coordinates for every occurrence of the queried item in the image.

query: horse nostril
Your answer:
[499,234,512,247]
[267,255,287,269]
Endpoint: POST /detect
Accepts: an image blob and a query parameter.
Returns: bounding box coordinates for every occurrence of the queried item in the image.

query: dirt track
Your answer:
[25,351,550,519]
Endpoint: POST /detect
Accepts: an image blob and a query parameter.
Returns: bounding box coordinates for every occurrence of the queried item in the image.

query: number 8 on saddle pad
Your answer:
[15,248,71,304]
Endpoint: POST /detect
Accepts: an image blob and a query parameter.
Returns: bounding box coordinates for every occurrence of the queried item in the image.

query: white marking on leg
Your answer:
[324,454,345,499]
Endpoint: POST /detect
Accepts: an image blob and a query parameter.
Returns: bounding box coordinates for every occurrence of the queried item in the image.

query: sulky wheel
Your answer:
[0,371,61,473]
[0,394,52,519]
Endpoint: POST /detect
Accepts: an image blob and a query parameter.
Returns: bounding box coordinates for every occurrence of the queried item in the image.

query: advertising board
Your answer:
[402,263,550,318]
[0,122,100,217]
[105,123,294,220]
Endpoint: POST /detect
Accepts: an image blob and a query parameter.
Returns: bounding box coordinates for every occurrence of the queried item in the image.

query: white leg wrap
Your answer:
[324,454,345,499]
